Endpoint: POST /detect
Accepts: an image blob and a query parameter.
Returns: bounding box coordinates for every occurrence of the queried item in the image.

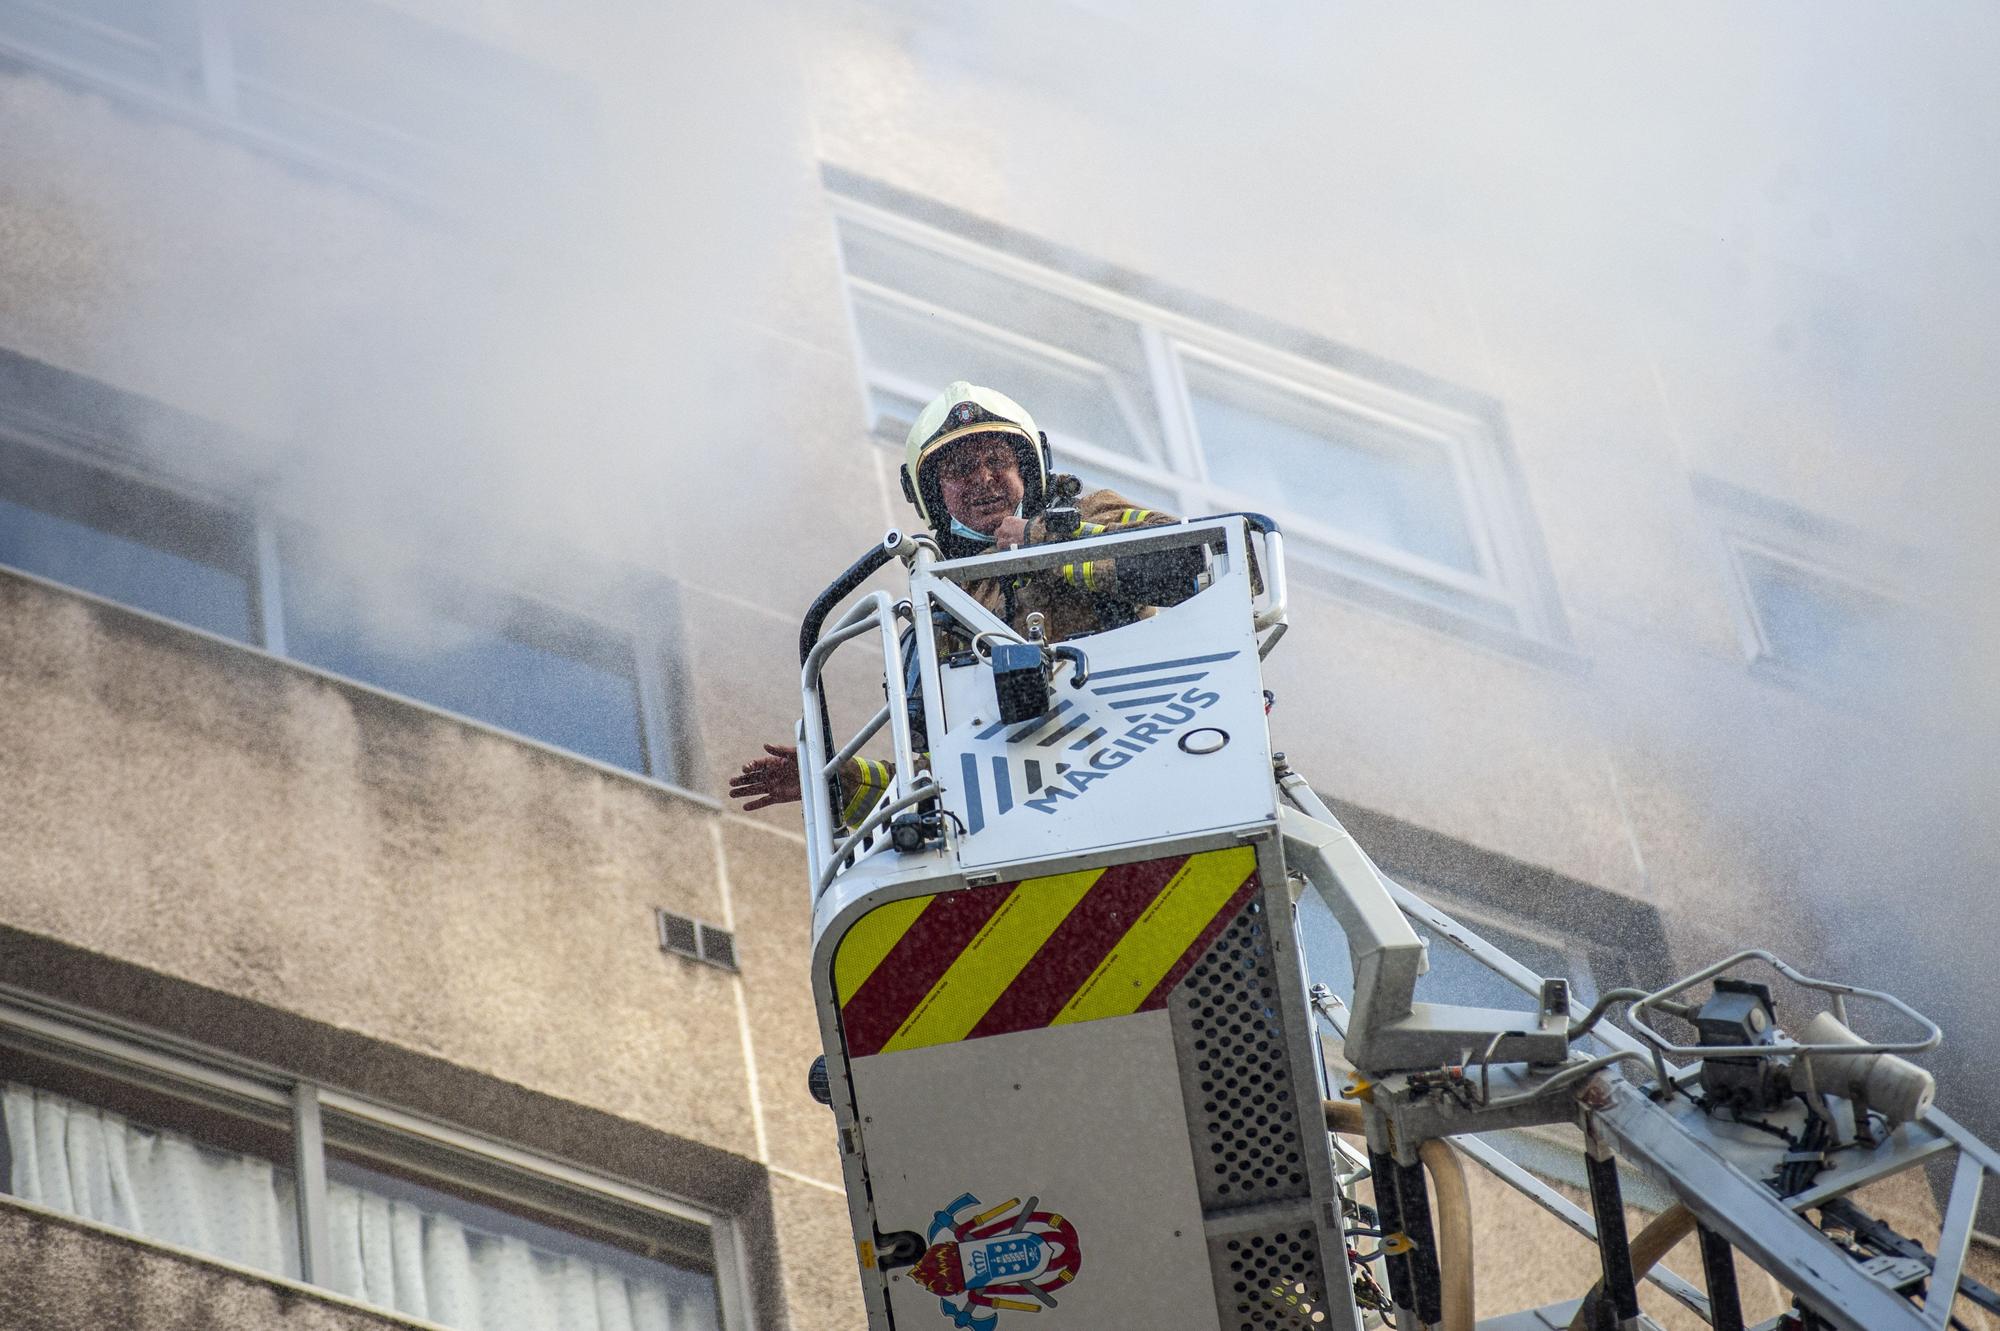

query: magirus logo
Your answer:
[955,651,1239,831]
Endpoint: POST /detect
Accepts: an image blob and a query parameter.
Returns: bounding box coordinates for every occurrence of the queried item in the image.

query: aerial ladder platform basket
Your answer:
[793,515,1998,1331]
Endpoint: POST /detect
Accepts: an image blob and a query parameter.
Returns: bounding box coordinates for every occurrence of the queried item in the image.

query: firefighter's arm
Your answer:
[1047,500,1267,598]
[836,755,896,826]
[1024,496,1180,597]
[729,744,896,824]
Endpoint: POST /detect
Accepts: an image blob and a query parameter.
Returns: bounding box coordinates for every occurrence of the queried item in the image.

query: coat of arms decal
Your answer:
[908,1192,1083,1329]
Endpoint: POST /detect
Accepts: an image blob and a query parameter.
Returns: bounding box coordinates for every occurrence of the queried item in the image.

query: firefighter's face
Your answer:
[935,436,1025,533]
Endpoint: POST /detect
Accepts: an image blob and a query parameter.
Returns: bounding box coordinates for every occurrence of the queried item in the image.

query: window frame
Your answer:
[0,983,752,1327]
[0,414,694,789]
[0,418,266,644]
[848,279,1171,472]
[1694,473,1923,698]
[828,190,1563,643]
[274,522,687,783]
[0,0,592,209]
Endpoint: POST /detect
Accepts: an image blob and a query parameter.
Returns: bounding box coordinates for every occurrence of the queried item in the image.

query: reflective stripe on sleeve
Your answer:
[839,758,892,825]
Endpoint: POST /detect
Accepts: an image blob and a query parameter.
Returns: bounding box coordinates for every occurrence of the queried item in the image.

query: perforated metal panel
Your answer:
[1209,1227,1333,1330]
[1171,897,1309,1209]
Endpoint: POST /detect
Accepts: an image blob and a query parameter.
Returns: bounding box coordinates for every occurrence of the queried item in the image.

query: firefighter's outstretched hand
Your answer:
[729,743,801,810]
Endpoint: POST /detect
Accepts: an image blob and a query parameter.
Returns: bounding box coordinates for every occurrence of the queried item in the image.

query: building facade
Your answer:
[3,3,1996,1328]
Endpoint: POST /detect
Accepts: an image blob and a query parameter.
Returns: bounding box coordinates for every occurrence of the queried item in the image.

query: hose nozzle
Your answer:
[1798,1011,1936,1126]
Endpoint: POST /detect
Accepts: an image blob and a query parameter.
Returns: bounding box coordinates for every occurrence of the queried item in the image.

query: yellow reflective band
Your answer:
[880,868,1104,1052]
[1059,560,1097,591]
[839,759,889,825]
[1052,846,1257,1026]
[835,893,935,1003]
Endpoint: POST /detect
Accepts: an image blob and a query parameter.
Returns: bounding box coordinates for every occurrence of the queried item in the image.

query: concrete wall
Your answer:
[0,569,860,1329]
[1,1202,431,1331]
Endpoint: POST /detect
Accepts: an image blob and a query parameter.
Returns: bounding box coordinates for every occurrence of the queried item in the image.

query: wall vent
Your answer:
[656,909,737,971]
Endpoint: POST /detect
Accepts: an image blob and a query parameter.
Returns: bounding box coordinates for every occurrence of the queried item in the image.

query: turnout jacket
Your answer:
[837,488,1176,825]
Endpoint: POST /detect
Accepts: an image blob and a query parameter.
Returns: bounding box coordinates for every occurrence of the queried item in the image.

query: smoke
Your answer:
[0,0,826,654]
[812,0,2000,1142]
[6,0,1996,1164]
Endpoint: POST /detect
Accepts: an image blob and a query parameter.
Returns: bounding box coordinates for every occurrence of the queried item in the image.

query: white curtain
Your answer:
[3,1081,300,1279]
[5,1082,719,1331]
[325,1181,717,1331]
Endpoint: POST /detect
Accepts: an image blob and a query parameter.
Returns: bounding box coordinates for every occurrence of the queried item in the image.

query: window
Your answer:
[831,187,1559,640]
[0,432,259,642]
[0,351,690,783]
[0,991,735,1330]
[1696,475,1923,697]
[1732,545,1913,689]
[2,1069,302,1281]
[319,1154,721,1330]
[279,533,667,777]
[0,0,591,201]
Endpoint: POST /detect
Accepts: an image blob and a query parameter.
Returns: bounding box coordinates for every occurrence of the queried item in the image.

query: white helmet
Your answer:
[901,380,1053,530]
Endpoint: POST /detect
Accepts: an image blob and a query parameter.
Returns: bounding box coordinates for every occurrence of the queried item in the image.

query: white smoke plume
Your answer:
[807,0,2000,1151]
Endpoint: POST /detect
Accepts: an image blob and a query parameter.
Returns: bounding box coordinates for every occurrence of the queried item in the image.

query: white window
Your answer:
[832,194,1559,639]
[0,991,742,1329]
[1696,475,1922,697]
[0,0,590,200]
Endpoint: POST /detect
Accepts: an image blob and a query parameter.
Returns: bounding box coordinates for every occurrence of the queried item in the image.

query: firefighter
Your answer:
[729,381,1176,816]
[901,380,1178,637]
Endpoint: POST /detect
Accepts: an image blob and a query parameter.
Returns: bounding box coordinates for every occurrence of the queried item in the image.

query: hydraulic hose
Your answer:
[1564,1203,1697,1331]
[799,535,902,826]
[1325,1100,1475,1331]
[800,537,899,665]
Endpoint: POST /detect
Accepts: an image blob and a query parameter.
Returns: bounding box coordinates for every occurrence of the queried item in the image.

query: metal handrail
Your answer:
[1625,948,1942,1094]
[824,704,891,780]
[812,781,938,900]
[799,588,923,892]
[1255,529,1289,658]
[800,516,1280,895]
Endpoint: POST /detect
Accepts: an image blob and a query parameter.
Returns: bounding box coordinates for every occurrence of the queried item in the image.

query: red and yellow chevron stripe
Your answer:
[835,846,1260,1059]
